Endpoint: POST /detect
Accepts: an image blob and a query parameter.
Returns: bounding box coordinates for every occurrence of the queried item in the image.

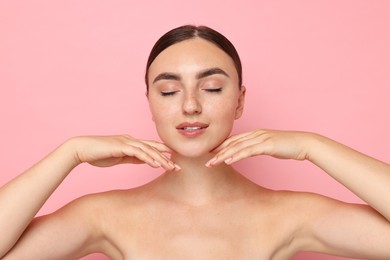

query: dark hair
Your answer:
[145,25,242,91]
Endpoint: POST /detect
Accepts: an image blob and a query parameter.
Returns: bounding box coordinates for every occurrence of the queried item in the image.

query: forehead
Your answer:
[148,38,237,80]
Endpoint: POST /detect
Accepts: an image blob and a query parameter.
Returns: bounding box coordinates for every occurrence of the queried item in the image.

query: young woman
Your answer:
[1,25,389,259]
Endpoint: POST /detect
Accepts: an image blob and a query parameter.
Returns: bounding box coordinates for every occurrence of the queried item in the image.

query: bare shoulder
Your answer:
[1,187,146,260]
[78,183,159,225]
[261,189,390,258]
[242,187,358,256]
[50,186,152,258]
[66,185,151,224]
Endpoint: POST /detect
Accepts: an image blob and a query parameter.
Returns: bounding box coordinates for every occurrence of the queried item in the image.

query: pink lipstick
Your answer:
[176,122,209,138]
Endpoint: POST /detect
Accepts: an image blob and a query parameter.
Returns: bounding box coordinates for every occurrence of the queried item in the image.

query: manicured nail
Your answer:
[168,161,176,169]
[154,160,161,167]
[224,157,233,164]
[206,157,217,167]
[174,163,181,171]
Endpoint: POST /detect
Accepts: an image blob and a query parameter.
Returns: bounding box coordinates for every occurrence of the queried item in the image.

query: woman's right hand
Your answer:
[0,134,180,258]
[69,135,180,171]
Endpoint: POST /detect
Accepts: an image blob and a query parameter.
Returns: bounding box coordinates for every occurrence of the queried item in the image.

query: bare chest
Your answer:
[102,202,295,259]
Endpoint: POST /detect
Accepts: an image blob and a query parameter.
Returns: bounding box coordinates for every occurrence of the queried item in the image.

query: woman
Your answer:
[0,25,389,259]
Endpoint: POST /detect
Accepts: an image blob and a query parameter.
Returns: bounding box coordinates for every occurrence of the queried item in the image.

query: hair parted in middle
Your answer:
[145,25,243,92]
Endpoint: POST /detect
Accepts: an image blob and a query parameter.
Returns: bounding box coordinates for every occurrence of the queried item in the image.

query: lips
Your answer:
[176,122,209,137]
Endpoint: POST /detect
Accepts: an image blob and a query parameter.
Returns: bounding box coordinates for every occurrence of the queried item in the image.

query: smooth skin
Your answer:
[1,38,390,259]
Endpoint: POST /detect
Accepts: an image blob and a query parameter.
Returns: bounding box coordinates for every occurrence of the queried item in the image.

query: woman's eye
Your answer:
[160,91,177,96]
[205,88,222,93]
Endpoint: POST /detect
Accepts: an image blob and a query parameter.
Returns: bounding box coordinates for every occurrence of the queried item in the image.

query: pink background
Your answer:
[0,1,389,259]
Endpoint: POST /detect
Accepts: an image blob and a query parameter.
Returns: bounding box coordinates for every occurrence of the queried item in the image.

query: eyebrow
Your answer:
[152,67,229,84]
[152,72,181,83]
[196,67,229,80]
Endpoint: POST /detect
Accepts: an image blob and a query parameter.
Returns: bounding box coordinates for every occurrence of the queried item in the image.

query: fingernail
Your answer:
[224,157,233,164]
[206,157,217,167]
[174,163,181,171]
[168,161,176,169]
[154,160,161,167]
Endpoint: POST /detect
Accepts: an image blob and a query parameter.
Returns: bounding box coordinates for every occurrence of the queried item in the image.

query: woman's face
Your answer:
[147,38,245,158]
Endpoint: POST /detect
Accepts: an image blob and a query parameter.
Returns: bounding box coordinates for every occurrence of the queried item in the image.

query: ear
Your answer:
[145,91,155,122]
[235,86,246,119]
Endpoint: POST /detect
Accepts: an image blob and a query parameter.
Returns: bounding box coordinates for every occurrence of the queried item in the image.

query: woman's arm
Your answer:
[0,135,177,258]
[305,133,390,220]
[0,141,77,257]
[207,130,390,219]
[2,192,114,260]
[207,130,390,257]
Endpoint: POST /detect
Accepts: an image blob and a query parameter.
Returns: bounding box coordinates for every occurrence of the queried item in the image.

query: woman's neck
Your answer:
[155,152,243,206]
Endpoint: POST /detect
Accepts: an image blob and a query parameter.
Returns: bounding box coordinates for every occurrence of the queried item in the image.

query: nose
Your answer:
[182,91,202,115]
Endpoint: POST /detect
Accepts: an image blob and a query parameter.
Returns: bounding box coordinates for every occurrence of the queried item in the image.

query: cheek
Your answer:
[149,101,175,137]
[150,109,169,128]
[210,102,238,137]
[211,96,238,121]
[149,97,168,121]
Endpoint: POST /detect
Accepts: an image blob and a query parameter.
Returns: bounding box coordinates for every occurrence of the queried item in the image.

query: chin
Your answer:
[168,142,216,159]
[158,130,230,158]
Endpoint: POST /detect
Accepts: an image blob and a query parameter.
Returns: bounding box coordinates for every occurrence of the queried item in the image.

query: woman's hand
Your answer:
[206,129,315,167]
[69,135,180,171]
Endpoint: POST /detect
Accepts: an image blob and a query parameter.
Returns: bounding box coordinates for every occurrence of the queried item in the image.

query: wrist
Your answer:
[60,137,84,169]
[304,132,328,162]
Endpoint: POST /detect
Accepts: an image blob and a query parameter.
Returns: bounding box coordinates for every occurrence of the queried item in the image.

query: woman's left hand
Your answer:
[206,129,315,167]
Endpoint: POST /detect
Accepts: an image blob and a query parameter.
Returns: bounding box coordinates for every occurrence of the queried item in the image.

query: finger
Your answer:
[122,139,176,170]
[206,135,264,167]
[123,146,167,168]
[224,143,267,166]
[146,147,177,170]
[224,144,265,165]
[139,141,181,171]
[213,129,268,153]
[213,131,261,157]
[138,148,175,170]
[116,155,179,171]
[142,140,172,153]
[212,131,254,153]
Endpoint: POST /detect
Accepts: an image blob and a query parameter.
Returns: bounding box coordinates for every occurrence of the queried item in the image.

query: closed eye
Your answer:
[161,91,177,96]
[205,88,222,93]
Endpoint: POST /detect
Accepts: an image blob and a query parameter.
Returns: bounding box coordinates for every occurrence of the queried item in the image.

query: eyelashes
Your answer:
[160,91,177,96]
[205,88,222,93]
[160,88,222,96]
[160,91,176,97]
